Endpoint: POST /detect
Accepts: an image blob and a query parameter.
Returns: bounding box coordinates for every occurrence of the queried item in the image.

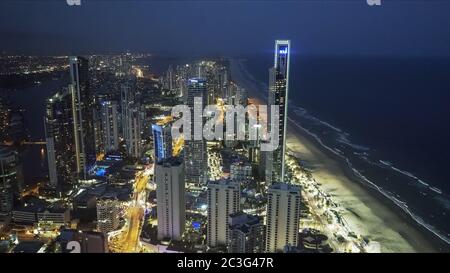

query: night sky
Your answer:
[1,0,450,57]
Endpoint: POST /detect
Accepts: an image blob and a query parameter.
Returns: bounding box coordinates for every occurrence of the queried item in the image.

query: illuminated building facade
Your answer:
[266,182,300,252]
[184,78,207,185]
[100,100,119,153]
[207,179,240,249]
[96,198,120,234]
[45,88,78,188]
[155,157,185,241]
[70,56,95,179]
[267,40,290,184]
[152,122,172,163]
[121,84,142,158]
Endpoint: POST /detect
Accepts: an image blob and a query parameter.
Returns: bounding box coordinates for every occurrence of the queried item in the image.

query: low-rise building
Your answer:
[230,162,252,182]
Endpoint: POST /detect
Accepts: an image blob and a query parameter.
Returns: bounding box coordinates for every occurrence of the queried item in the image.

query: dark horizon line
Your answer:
[2,50,450,59]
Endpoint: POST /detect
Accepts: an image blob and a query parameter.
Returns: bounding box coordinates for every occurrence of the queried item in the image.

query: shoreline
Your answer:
[229,58,448,252]
[286,117,446,252]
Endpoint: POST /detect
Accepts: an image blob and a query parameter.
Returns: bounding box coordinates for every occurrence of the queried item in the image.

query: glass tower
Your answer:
[267,40,290,184]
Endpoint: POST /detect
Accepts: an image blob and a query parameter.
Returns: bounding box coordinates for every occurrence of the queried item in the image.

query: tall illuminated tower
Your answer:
[70,56,94,179]
[121,84,142,158]
[184,78,207,186]
[45,88,78,188]
[267,40,290,184]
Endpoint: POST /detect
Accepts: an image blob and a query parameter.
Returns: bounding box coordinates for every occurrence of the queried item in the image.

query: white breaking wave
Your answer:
[379,161,442,195]
[291,104,346,134]
[430,187,443,194]
[418,180,430,187]
[336,134,371,152]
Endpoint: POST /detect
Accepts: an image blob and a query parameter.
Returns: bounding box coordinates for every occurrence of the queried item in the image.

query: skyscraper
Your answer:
[121,84,132,144]
[207,179,240,249]
[121,84,142,158]
[152,122,173,163]
[265,182,301,253]
[184,78,207,186]
[70,56,95,179]
[45,88,77,188]
[267,40,290,184]
[155,157,185,241]
[118,53,132,77]
[100,100,119,153]
[126,106,142,158]
[164,65,175,92]
[0,147,21,216]
[228,212,265,253]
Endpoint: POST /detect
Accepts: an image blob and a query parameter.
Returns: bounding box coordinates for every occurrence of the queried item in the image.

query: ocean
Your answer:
[236,54,450,245]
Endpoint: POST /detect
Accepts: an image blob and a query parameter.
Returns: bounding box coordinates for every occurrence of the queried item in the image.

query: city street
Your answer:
[109,168,151,252]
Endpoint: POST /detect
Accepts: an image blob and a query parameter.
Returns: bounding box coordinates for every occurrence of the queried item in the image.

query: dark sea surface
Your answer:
[236,54,450,245]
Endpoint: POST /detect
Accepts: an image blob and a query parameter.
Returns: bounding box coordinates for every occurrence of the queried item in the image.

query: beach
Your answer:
[229,58,443,253]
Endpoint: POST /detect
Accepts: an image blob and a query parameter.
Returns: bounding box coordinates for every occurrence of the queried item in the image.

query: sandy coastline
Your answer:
[286,120,438,252]
[229,58,445,252]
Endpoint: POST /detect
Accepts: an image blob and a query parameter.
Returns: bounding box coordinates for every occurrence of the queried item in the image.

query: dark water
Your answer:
[237,55,450,245]
[6,78,66,185]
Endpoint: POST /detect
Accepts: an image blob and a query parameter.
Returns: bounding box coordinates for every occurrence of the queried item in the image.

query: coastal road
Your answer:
[122,206,144,252]
[110,168,150,253]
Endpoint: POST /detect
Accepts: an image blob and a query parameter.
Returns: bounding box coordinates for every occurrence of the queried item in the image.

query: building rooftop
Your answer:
[269,182,300,193]
[207,178,240,189]
[157,157,183,167]
[14,198,68,214]
[12,241,45,253]
[229,212,262,233]
[188,78,206,84]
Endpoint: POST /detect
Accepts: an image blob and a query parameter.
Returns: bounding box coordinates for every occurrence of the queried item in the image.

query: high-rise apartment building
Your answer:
[99,100,120,153]
[265,182,301,253]
[155,157,185,241]
[207,179,240,249]
[228,212,265,253]
[121,84,141,158]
